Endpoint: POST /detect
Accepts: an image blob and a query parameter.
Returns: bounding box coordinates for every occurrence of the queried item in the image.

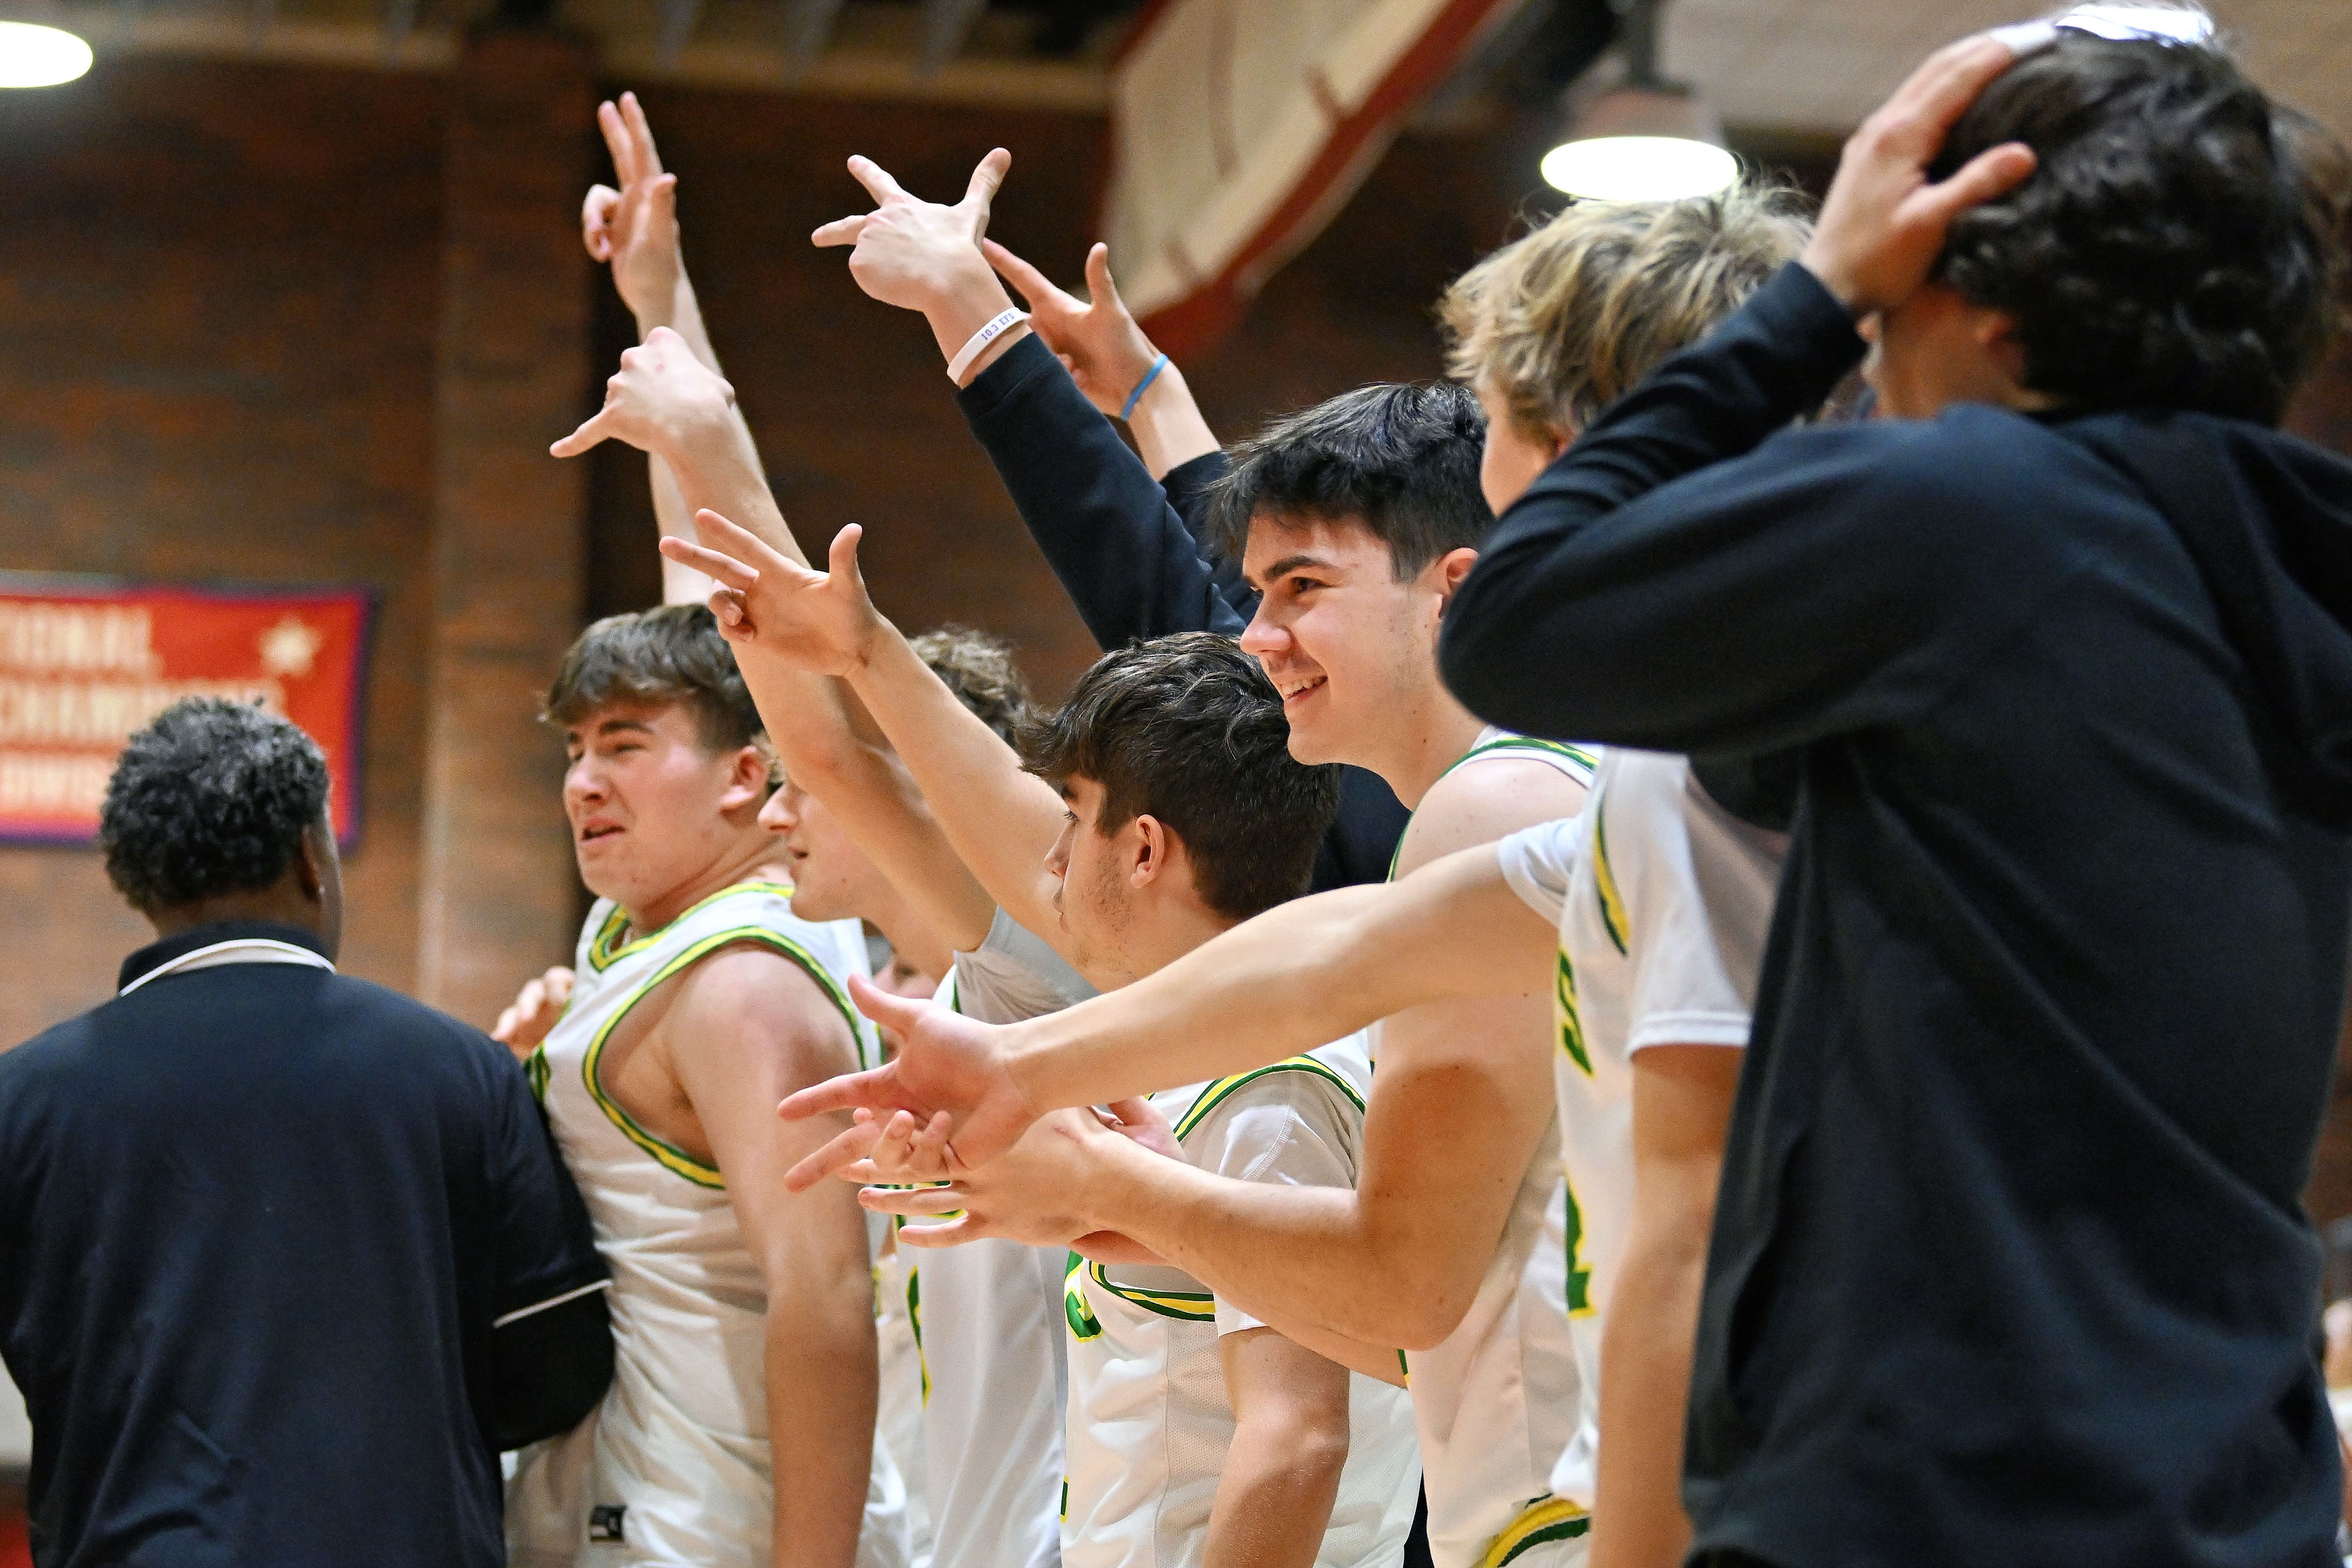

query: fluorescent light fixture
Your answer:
[2054,4,2215,42]
[0,19,91,87]
[1542,135,1739,202]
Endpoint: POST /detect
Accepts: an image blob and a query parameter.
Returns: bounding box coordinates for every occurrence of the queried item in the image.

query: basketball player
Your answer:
[497,616,910,1566]
[554,162,1078,1567]
[786,156,1802,1568]
[658,482,1424,1567]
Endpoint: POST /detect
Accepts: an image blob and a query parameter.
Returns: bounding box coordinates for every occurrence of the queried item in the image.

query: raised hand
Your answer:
[1799,32,2039,316]
[812,151,1032,377]
[491,965,574,1059]
[550,327,737,462]
[583,92,685,328]
[776,970,1046,1191]
[982,239,1162,419]
[659,510,881,678]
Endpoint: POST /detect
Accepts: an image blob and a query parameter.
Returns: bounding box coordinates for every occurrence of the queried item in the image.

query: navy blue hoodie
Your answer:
[1442,263,2352,1568]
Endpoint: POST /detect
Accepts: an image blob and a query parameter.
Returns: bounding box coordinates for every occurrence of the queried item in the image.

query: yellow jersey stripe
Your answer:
[1171,1057,1367,1141]
[582,921,858,1188]
[1085,1259,1217,1322]
[586,880,800,972]
[1480,1496,1591,1568]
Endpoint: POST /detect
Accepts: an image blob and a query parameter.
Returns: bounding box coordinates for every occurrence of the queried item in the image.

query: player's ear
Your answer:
[719,743,771,815]
[1127,814,1171,890]
[1429,546,1481,609]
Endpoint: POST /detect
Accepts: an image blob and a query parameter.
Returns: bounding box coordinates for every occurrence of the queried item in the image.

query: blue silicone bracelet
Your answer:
[1120,353,1170,423]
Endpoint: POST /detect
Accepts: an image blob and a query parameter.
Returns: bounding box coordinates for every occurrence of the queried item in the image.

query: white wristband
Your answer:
[946,308,1028,383]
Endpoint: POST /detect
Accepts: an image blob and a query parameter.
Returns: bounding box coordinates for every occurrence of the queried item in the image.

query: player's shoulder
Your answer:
[1401,735,1595,868]
[1175,1037,1371,1141]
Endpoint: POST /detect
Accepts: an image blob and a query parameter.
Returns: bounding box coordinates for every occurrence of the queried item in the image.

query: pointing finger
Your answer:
[961,147,1011,235]
[619,89,665,177]
[980,236,1068,312]
[596,99,636,185]
[659,536,760,593]
[891,1215,984,1249]
[1082,242,1127,312]
[811,214,869,249]
[782,1117,886,1193]
[550,406,617,458]
[844,154,911,206]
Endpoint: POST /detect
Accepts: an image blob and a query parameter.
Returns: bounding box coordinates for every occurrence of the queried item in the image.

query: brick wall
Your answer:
[0,56,445,1042]
[0,58,1530,1045]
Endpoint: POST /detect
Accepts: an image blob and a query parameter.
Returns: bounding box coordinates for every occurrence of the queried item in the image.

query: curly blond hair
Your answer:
[1442,183,1813,444]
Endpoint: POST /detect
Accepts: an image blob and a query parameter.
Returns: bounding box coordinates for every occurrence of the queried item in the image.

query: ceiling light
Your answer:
[1539,1,1734,204]
[1542,135,1739,202]
[0,19,91,87]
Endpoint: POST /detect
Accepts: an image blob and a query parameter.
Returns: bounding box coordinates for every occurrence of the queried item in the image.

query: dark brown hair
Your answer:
[1015,632,1339,920]
[1931,29,2349,424]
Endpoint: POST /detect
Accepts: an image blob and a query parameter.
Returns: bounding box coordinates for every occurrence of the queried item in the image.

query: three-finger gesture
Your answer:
[813,150,1016,323]
[583,92,684,326]
[551,326,737,462]
[659,510,881,679]
[983,239,1162,419]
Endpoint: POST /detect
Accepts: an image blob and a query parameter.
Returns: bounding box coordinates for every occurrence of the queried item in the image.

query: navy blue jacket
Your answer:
[1443,262,2352,1568]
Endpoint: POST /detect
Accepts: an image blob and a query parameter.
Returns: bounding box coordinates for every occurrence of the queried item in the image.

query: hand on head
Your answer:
[551,327,736,460]
[583,92,684,325]
[658,511,881,678]
[1799,32,2040,317]
[774,969,1046,1191]
[983,240,1162,420]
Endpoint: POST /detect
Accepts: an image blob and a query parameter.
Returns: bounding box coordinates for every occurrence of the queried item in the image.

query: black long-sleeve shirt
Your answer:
[957,333,1411,890]
[1444,263,2352,1568]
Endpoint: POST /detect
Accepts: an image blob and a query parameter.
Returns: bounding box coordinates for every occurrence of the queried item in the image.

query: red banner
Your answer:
[0,577,372,848]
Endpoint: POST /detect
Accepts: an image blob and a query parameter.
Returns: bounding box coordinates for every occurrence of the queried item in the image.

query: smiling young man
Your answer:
[659,477,1423,1568]
[502,604,908,1568]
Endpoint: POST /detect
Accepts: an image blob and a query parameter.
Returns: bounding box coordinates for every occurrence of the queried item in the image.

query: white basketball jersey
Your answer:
[1381,730,1598,1568]
[1494,750,1782,1517]
[907,925,1089,1568]
[1060,1037,1419,1568]
[507,881,908,1568]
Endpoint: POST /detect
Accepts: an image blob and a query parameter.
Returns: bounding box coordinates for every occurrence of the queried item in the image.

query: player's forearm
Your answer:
[1074,1136,1424,1349]
[1002,877,1464,1113]
[840,623,1066,945]
[1125,360,1220,482]
[1205,1360,1351,1568]
[761,679,998,954]
[1588,1202,1712,1568]
[765,1276,880,1568]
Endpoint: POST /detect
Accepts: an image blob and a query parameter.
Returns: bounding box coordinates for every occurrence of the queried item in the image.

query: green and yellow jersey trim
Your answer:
[582,920,862,1188]
[1589,792,1629,955]
[585,880,800,972]
[1387,736,1598,880]
[906,1265,929,1404]
[1554,948,1592,1078]
[1479,1496,1591,1568]
[1081,1257,1217,1323]
[1064,1252,1105,1340]
[1170,1056,1367,1141]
